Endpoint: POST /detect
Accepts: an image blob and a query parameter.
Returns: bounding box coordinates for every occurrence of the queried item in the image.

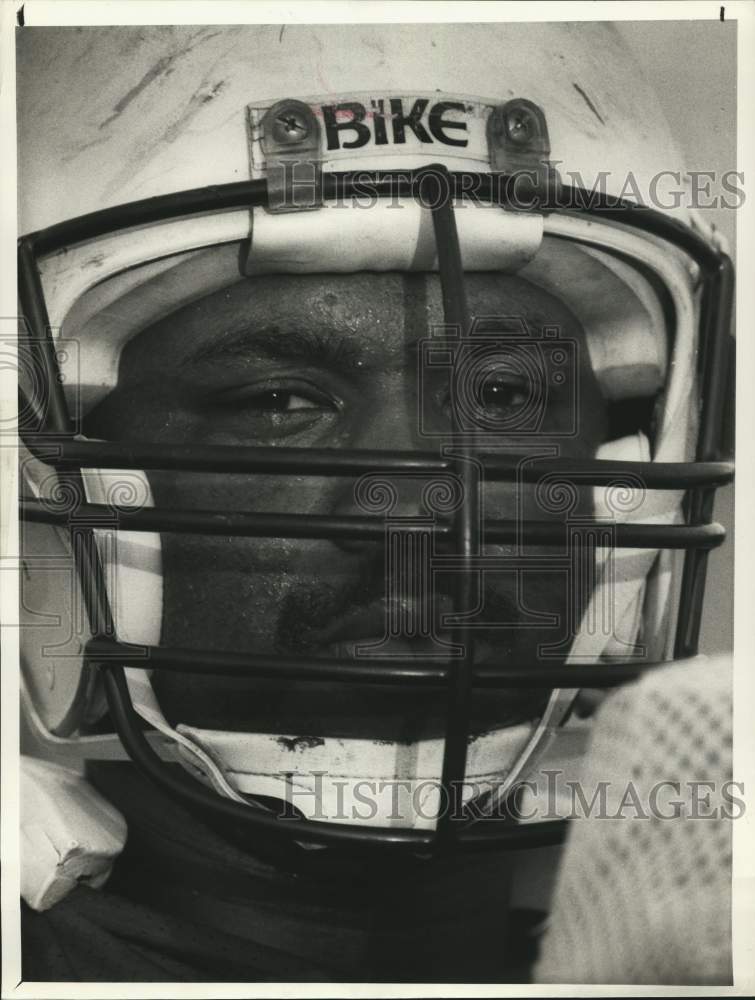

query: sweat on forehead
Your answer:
[120,271,586,374]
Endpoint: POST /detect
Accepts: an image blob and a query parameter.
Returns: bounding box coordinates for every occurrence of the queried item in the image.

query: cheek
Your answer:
[161,547,278,645]
[84,384,201,457]
[147,470,347,518]
[483,466,597,524]
[159,536,329,647]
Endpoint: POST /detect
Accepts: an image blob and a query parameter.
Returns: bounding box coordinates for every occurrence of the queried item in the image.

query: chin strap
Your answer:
[172,722,535,830]
[125,661,536,831]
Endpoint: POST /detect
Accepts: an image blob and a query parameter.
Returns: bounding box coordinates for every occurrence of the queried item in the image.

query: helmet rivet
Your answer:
[272,110,310,144]
[506,107,533,145]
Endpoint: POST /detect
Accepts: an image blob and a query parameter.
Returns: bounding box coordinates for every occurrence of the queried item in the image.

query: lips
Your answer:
[312,597,453,648]
[156,596,555,738]
[304,597,551,733]
[314,598,474,665]
[310,596,506,667]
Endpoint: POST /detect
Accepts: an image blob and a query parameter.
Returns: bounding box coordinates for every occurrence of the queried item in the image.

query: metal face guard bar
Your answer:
[83,636,699,689]
[17,168,735,852]
[19,438,735,487]
[20,501,728,548]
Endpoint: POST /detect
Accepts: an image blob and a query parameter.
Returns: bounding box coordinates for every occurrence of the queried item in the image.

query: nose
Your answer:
[330,379,431,554]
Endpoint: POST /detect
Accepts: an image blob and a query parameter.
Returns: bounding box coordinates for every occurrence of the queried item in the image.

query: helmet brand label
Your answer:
[248,93,496,176]
[320,99,469,150]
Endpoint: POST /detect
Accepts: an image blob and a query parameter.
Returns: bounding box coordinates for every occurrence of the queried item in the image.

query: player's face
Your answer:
[87,271,608,740]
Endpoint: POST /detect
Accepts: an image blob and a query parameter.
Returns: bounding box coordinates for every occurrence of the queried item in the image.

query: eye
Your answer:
[199,379,342,443]
[209,381,338,415]
[233,389,320,412]
[477,374,530,413]
[439,372,532,426]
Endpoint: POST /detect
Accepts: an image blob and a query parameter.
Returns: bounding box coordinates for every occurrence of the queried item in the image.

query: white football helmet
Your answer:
[17,22,733,853]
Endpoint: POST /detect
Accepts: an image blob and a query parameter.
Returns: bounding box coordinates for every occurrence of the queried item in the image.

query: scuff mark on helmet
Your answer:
[99,55,178,131]
[82,252,107,270]
[98,30,225,132]
[163,79,229,142]
[572,82,605,126]
[200,81,226,104]
[276,736,326,752]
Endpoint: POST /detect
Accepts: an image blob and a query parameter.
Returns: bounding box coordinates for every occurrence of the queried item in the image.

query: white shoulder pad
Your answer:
[21,756,127,912]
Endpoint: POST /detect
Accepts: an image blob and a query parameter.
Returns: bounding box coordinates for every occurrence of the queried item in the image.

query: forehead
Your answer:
[123,271,586,370]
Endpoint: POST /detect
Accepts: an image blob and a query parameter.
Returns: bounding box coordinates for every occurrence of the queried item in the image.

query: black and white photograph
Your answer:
[1,1,753,994]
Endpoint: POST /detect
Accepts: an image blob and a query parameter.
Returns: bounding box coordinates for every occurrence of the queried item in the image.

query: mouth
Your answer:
[154,597,555,739]
[310,596,504,654]
[313,596,452,643]
[311,597,520,672]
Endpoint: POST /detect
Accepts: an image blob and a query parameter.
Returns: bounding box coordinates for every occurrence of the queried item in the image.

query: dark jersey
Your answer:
[22,763,544,982]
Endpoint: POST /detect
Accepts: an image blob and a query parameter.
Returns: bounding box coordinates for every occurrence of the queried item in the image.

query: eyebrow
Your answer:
[178,319,547,376]
[180,325,366,375]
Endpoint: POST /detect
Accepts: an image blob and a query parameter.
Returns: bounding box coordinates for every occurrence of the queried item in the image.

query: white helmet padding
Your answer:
[126,663,536,832]
[522,239,669,401]
[48,203,667,412]
[21,756,127,912]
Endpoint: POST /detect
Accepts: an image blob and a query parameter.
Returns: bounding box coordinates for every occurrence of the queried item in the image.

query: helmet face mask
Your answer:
[17,24,734,851]
[81,268,606,741]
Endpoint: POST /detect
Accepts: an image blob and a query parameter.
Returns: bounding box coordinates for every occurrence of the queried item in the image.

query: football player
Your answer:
[15,22,733,982]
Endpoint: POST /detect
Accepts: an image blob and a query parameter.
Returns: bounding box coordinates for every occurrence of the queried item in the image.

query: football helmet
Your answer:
[17,23,734,852]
